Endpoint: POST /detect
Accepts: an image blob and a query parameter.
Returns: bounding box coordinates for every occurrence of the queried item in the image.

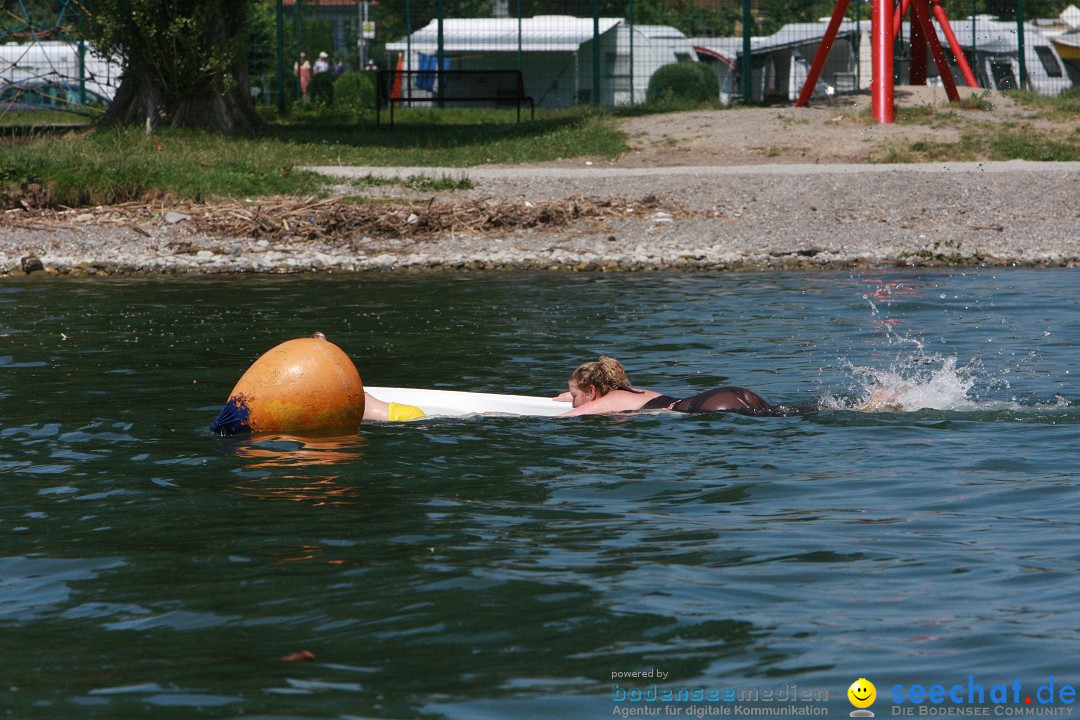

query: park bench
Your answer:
[376,69,535,129]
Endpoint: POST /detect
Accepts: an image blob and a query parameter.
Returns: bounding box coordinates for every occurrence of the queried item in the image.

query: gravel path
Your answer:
[3,161,1078,275]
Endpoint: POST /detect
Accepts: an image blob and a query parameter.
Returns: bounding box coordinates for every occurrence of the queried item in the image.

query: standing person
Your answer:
[314,51,330,74]
[333,58,347,78]
[294,51,311,100]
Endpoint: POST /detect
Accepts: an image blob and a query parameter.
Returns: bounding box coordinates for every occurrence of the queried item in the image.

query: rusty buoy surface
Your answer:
[211,333,365,434]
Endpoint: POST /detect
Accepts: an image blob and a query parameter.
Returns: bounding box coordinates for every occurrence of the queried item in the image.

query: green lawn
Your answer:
[1007,89,1080,121]
[0,110,95,127]
[1,108,626,208]
[869,90,1080,163]
[4,92,1078,209]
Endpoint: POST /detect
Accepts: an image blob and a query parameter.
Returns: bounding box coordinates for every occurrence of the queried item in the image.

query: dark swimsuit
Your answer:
[640,386,766,412]
[639,387,811,416]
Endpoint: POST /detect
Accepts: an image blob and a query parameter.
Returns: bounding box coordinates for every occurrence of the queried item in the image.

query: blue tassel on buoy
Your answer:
[210,397,252,435]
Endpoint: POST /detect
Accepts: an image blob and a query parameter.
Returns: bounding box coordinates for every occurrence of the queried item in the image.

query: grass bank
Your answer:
[0,110,94,127]
[1,107,625,208]
[875,89,1080,163]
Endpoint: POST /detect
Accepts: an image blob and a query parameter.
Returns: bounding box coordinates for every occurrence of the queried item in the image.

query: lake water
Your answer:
[1,269,1077,720]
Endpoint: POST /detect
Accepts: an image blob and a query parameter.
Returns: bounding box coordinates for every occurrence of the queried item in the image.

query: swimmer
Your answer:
[553,356,787,417]
[554,356,908,417]
[857,385,911,412]
[363,392,426,422]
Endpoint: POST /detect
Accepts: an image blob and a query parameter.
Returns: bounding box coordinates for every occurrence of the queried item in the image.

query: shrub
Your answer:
[310,72,335,105]
[646,62,719,106]
[334,71,377,111]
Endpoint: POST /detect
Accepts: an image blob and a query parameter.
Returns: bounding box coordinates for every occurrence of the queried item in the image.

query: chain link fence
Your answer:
[2,0,1076,122]
[273,0,1076,111]
[0,1,121,117]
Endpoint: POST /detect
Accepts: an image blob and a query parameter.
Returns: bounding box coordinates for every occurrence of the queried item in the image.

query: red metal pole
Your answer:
[795,0,851,107]
[930,0,979,87]
[910,9,927,84]
[912,0,960,100]
[893,0,911,40]
[873,0,894,123]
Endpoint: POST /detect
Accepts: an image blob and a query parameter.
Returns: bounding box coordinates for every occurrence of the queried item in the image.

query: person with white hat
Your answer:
[313,51,330,74]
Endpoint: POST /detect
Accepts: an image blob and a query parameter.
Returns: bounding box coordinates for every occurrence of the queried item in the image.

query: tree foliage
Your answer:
[607,0,740,36]
[2,0,64,34]
[81,0,261,133]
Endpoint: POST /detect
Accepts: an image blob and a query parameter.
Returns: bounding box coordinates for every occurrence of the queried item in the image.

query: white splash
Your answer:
[830,354,990,412]
[821,288,1073,414]
[816,293,1016,412]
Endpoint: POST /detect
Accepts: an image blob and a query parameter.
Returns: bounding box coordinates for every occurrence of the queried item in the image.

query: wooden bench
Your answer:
[376,69,535,129]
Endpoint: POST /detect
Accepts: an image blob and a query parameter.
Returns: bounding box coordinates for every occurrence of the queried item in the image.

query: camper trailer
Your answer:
[908,16,1072,95]
[385,16,621,108]
[384,16,696,108]
[693,22,864,104]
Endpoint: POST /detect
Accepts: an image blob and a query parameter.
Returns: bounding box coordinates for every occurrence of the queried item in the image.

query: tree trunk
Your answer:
[98,3,263,135]
[102,71,263,135]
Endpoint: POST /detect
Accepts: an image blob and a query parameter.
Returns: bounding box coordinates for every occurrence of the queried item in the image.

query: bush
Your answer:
[334,71,377,112]
[310,72,335,104]
[646,62,719,106]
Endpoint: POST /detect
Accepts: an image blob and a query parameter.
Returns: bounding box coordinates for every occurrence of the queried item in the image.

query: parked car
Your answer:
[0,78,111,113]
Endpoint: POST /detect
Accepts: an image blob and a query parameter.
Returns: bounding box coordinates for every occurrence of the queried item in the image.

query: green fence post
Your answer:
[593,0,601,106]
[855,0,861,90]
[437,0,445,106]
[406,0,412,93]
[294,0,302,100]
[276,0,286,115]
[742,0,752,103]
[629,0,634,104]
[78,37,87,106]
[1016,0,1027,90]
[971,0,976,59]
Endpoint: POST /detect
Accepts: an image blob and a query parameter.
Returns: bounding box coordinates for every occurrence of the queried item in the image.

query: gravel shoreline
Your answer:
[3,161,1078,275]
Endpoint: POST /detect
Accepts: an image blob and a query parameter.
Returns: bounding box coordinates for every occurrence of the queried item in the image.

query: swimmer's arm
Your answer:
[552,391,572,402]
[858,387,907,412]
[557,393,636,417]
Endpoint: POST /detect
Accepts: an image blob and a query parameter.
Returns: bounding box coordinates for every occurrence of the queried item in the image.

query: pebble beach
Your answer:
[3,161,1078,274]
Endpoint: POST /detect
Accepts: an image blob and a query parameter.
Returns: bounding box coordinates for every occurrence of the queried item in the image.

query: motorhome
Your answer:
[384,16,696,108]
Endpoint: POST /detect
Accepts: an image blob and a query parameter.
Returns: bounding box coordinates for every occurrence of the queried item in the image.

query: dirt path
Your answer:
[525,86,1066,168]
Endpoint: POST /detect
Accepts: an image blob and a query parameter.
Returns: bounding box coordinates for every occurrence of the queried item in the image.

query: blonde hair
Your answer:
[570,356,632,397]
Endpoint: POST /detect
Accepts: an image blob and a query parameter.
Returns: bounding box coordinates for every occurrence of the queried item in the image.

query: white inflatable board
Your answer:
[366,386,567,418]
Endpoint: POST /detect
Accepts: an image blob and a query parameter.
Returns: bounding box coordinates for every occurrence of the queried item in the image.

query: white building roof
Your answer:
[386,15,622,53]
[690,37,743,63]
[692,20,865,61]
[631,25,691,41]
[927,18,1057,52]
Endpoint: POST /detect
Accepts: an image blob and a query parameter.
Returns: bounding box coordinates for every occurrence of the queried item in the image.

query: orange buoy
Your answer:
[210,333,365,434]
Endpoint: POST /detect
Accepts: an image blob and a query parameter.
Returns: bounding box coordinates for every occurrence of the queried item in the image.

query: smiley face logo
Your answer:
[848,678,876,716]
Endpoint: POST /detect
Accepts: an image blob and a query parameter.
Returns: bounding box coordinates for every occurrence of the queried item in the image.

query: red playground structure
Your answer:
[795,0,980,123]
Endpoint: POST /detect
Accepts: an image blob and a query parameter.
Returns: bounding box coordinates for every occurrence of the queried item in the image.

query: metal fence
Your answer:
[2,0,1076,121]
[282,0,1076,109]
[0,1,121,116]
